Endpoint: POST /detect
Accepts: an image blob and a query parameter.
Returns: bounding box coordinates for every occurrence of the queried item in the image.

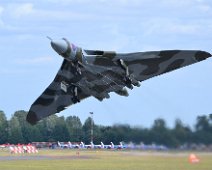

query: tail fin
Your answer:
[57,141,61,147]
[111,142,114,149]
[119,142,123,149]
[68,141,72,148]
[80,142,85,148]
[91,142,94,148]
[101,142,104,148]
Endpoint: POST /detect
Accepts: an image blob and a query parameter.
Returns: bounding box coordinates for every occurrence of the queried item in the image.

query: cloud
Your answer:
[1,0,211,49]
[0,68,29,75]
[2,1,210,30]
[0,6,4,27]
[198,4,211,12]
[10,3,34,18]
[0,6,3,14]
[145,19,201,35]
[5,2,95,21]
[15,56,54,65]
[46,0,143,5]
[50,0,212,9]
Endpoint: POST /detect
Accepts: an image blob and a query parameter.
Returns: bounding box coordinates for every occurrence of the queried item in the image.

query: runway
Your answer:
[0,155,93,161]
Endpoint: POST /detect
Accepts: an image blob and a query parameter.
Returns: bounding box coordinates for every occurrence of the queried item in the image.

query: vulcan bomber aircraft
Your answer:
[27,37,211,125]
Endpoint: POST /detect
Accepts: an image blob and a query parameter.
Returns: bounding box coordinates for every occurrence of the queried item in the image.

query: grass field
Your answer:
[0,149,211,170]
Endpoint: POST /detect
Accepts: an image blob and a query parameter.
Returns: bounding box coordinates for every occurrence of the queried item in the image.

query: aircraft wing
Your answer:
[115,50,211,82]
[27,60,89,125]
[83,49,211,93]
[27,37,211,125]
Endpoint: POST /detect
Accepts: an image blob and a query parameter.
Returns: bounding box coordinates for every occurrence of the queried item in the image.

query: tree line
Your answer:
[0,110,212,148]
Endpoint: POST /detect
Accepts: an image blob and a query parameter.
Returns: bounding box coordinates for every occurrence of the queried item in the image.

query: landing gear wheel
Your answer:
[72,96,80,104]
[124,76,133,89]
[71,86,80,103]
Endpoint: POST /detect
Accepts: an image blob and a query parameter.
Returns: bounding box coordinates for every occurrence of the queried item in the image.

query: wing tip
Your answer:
[195,51,211,61]
[26,111,39,125]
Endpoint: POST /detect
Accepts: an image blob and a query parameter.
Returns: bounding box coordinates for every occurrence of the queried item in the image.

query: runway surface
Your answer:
[0,155,92,161]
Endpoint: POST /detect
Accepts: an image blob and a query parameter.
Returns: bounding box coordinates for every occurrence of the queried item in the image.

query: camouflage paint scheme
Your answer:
[27,38,211,125]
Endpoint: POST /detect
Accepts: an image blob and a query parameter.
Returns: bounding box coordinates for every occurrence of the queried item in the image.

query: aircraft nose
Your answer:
[50,39,68,55]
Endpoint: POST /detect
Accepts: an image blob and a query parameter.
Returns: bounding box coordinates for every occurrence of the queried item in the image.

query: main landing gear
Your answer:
[61,81,80,104]
[72,86,80,104]
[118,59,140,89]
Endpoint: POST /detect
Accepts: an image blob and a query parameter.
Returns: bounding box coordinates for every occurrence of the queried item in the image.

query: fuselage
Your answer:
[50,38,128,101]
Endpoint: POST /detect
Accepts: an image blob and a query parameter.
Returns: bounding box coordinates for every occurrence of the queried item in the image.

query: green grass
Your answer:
[0,149,211,170]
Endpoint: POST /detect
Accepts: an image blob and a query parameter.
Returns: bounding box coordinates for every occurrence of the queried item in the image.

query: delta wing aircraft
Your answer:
[27,37,211,125]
